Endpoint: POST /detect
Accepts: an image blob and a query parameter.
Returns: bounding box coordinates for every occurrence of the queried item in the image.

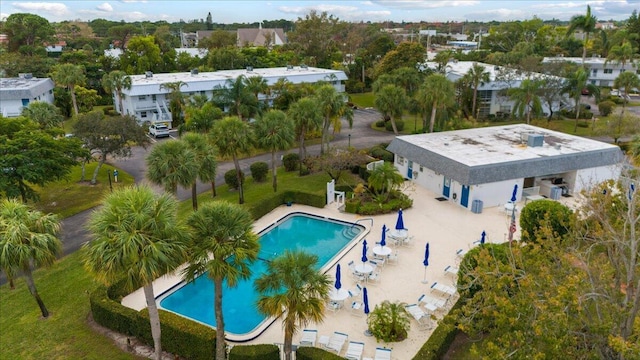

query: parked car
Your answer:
[149,124,170,138]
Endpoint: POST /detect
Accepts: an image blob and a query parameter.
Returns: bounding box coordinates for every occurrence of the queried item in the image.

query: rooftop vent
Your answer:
[527,134,544,147]
[190,69,199,75]
[145,71,153,78]
[246,66,253,72]
[19,73,33,79]
[286,65,293,70]
[300,64,308,69]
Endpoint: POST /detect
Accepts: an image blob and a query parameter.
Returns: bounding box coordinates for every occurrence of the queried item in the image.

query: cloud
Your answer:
[119,0,147,3]
[11,2,69,16]
[465,8,527,21]
[371,0,480,9]
[1,12,9,21]
[96,3,113,12]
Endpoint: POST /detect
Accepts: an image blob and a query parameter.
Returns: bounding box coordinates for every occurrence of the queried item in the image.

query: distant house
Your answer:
[543,56,640,87]
[237,27,286,47]
[387,124,622,210]
[114,66,346,127]
[0,74,55,117]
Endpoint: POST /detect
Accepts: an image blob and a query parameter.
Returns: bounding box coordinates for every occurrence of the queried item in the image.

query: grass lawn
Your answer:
[349,92,375,108]
[0,251,138,360]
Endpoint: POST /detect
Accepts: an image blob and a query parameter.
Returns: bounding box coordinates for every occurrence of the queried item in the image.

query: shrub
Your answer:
[250,161,269,182]
[385,119,405,132]
[229,344,279,360]
[375,119,386,127]
[296,346,344,360]
[412,298,462,360]
[369,146,394,162]
[598,100,616,116]
[102,106,114,115]
[282,153,300,172]
[519,199,572,244]
[368,300,411,342]
[224,169,245,190]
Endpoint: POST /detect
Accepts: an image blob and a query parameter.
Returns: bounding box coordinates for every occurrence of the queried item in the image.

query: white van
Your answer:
[149,124,170,138]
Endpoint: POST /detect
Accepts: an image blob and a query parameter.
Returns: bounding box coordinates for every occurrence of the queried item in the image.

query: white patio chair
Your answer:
[350,299,364,316]
[444,265,459,277]
[404,303,432,330]
[374,347,392,360]
[430,282,457,299]
[348,260,366,282]
[418,294,447,314]
[368,269,381,285]
[324,331,348,355]
[345,341,365,360]
[387,250,399,265]
[299,329,317,347]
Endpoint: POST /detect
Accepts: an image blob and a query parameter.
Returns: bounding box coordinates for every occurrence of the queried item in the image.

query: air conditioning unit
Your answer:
[145,71,153,78]
[246,66,253,72]
[190,69,199,75]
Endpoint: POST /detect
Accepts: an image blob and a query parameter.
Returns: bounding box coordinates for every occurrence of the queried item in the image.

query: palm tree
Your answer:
[566,5,597,64]
[212,75,260,121]
[211,116,254,204]
[101,70,131,115]
[160,81,188,129]
[245,75,270,110]
[288,97,323,174]
[465,63,490,119]
[20,101,64,129]
[416,74,455,132]
[564,67,599,132]
[146,140,198,195]
[51,63,86,116]
[374,84,407,135]
[0,199,61,317]
[367,163,404,201]
[181,133,217,210]
[84,185,189,360]
[313,85,353,154]
[182,101,223,134]
[183,201,260,360]
[606,40,638,70]
[614,72,640,120]
[508,79,543,125]
[254,110,295,192]
[254,250,331,360]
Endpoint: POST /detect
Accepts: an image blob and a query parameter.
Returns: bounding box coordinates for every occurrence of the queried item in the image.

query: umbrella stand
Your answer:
[422,266,429,284]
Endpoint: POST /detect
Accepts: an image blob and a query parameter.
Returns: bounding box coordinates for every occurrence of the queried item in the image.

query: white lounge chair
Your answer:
[349,284,363,297]
[418,293,447,313]
[430,282,457,298]
[348,260,366,282]
[444,265,459,277]
[405,303,431,329]
[324,331,349,355]
[299,329,317,347]
[345,340,365,360]
[374,347,392,360]
[368,270,381,285]
[387,250,399,265]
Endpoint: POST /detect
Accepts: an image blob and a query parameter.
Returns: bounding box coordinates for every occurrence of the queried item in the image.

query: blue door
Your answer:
[407,161,413,179]
[461,185,470,207]
[443,177,450,197]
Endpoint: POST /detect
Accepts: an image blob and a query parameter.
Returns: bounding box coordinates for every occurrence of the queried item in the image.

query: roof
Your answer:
[123,66,347,96]
[387,124,623,185]
[542,56,637,69]
[0,77,54,100]
[237,28,286,46]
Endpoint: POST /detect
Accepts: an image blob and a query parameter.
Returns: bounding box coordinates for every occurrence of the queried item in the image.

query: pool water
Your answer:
[158,213,363,337]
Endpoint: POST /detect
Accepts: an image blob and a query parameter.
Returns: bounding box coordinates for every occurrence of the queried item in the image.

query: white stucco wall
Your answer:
[574,164,622,194]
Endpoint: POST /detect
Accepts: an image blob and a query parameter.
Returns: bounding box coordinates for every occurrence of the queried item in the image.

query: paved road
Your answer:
[59,108,392,256]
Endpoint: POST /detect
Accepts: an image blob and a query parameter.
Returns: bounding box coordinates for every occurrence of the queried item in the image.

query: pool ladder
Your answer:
[343,217,373,238]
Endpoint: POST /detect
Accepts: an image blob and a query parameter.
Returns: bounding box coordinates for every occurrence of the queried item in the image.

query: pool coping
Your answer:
[151,210,371,343]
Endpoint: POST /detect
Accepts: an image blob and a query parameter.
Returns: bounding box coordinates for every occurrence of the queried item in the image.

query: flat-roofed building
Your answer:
[387,124,623,210]
[0,74,55,117]
[542,56,640,87]
[115,66,347,127]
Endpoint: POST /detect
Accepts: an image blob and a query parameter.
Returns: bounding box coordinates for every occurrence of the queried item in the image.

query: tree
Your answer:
[374,84,407,135]
[211,116,254,204]
[288,10,341,68]
[180,133,217,210]
[367,162,404,202]
[254,250,331,360]
[313,85,353,154]
[566,5,597,64]
[519,200,572,243]
[310,148,370,182]
[464,63,490,119]
[508,79,543,125]
[102,70,132,114]
[254,110,295,192]
[416,74,455,132]
[183,201,260,360]
[0,116,86,202]
[606,40,637,70]
[538,74,567,122]
[3,13,54,52]
[84,185,189,360]
[182,101,223,134]
[614,72,640,120]
[211,75,260,121]
[288,97,322,173]
[51,63,86,116]
[159,81,188,129]
[146,140,198,196]
[20,101,64,129]
[120,35,162,74]
[375,42,425,77]
[245,75,270,110]
[73,111,149,185]
[0,199,61,317]
[564,67,599,132]
[107,24,139,50]
[198,30,237,49]
[74,86,100,113]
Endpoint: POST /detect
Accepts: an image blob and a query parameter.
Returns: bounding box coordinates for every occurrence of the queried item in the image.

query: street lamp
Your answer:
[348,134,351,148]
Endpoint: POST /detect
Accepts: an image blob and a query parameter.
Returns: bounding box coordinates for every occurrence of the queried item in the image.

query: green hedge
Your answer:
[296,346,345,360]
[229,344,279,360]
[90,281,217,360]
[412,298,463,360]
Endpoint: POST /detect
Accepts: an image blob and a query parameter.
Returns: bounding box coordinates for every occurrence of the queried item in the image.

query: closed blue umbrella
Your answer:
[335,264,342,290]
[363,287,370,315]
[422,242,430,284]
[380,224,387,247]
[480,231,486,245]
[510,184,518,203]
[361,240,368,264]
[395,209,405,230]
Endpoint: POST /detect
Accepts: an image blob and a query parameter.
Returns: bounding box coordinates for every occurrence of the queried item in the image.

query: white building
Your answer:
[542,56,640,87]
[116,66,347,126]
[429,61,569,118]
[0,74,55,117]
[387,124,623,211]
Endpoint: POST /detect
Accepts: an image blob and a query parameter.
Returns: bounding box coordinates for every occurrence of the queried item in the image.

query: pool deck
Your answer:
[121,184,583,359]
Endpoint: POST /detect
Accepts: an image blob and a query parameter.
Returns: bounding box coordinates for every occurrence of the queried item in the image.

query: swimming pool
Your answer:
[157,212,366,341]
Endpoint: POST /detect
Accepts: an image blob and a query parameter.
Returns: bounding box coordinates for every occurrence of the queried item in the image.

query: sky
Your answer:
[0,0,638,24]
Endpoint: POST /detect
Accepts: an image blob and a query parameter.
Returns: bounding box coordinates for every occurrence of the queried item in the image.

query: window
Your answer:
[138,95,146,100]
[637,69,640,75]
[396,156,405,165]
[604,69,613,74]
[592,69,598,75]
[152,94,156,102]
[419,166,424,172]
[21,99,29,106]
[141,112,147,118]
[500,105,511,113]
[49,89,53,94]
